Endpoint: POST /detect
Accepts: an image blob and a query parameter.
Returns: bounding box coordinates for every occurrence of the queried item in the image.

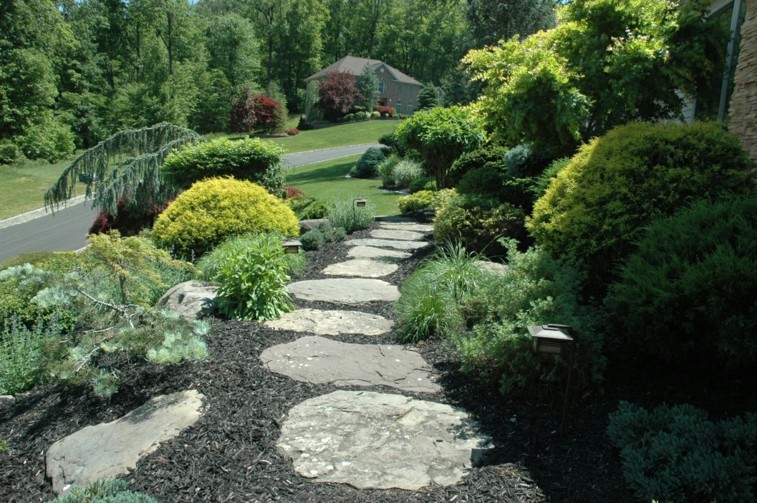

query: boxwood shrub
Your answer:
[605,196,757,368]
[152,177,299,258]
[527,121,754,291]
[353,147,386,178]
[161,138,285,195]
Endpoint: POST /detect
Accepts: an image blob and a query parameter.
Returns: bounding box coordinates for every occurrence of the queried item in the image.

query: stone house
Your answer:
[305,55,423,117]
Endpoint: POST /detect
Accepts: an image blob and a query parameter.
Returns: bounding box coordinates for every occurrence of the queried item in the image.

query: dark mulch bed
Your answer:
[2,221,755,502]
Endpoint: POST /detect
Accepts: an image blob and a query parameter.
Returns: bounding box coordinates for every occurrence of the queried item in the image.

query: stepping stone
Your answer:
[347,246,411,260]
[370,229,427,241]
[344,238,430,251]
[277,390,490,490]
[260,336,440,393]
[46,390,205,495]
[288,278,399,304]
[157,281,217,320]
[322,258,398,278]
[378,222,434,234]
[264,309,393,336]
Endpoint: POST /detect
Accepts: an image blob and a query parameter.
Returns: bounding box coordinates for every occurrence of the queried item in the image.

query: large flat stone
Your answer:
[278,391,489,490]
[288,278,400,304]
[260,336,439,393]
[344,238,430,251]
[347,246,411,260]
[369,229,427,241]
[157,281,217,320]
[322,259,398,278]
[46,390,204,494]
[377,222,434,234]
[263,309,393,336]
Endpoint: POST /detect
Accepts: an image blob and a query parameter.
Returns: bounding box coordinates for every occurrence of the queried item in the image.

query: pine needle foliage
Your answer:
[44,123,201,217]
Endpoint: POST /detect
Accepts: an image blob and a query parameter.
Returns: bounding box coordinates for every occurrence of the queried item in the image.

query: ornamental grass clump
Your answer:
[327,198,375,233]
[197,233,295,321]
[152,177,299,259]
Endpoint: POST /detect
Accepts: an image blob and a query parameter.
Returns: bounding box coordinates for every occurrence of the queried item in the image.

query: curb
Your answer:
[0,195,87,230]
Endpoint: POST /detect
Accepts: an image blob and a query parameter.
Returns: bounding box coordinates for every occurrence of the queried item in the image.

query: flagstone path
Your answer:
[44,220,491,496]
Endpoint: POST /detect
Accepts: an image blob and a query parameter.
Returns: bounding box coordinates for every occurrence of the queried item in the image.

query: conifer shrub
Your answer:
[528,122,754,290]
[434,192,527,258]
[198,233,294,321]
[161,138,285,195]
[152,178,299,258]
[399,190,435,214]
[286,195,330,220]
[354,147,385,178]
[452,241,604,398]
[605,197,757,368]
[448,145,507,186]
[327,198,375,233]
[299,222,346,251]
[408,176,436,193]
[607,401,757,503]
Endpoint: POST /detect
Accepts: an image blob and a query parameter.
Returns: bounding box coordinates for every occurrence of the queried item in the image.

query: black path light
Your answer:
[281,239,302,254]
[528,324,576,436]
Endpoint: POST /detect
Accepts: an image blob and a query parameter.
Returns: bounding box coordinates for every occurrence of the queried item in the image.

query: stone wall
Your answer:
[728,0,757,165]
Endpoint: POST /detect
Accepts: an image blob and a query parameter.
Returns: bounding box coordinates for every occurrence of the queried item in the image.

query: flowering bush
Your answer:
[287,128,299,136]
[374,105,396,117]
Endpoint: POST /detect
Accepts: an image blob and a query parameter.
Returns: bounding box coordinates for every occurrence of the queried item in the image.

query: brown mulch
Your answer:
[3,221,754,502]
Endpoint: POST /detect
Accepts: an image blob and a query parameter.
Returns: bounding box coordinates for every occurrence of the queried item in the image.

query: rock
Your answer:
[369,229,427,241]
[322,259,398,278]
[299,219,330,233]
[474,260,509,276]
[156,281,217,320]
[277,390,489,490]
[264,309,393,336]
[377,222,434,234]
[288,278,400,304]
[46,390,205,494]
[260,336,439,393]
[0,395,14,404]
[346,246,411,260]
[344,238,431,251]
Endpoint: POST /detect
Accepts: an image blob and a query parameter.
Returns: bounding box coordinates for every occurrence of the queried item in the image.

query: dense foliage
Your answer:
[230,90,287,134]
[608,402,757,503]
[353,147,385,178]
[152,178,299,258]
[161,137,285,194]
[317,71,362,121]
[605,197,757,368]
[464,0,729,153]
[527,122,754,290]
[394,106,486,189]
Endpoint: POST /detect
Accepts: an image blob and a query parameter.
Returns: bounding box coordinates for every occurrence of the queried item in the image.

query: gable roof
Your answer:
[306,55,422,86]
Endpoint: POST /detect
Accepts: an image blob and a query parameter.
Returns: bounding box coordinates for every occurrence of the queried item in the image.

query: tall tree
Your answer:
[466,0,557,47]
[205,13,259,90]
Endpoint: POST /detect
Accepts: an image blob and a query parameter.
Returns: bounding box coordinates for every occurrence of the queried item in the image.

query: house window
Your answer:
[694,0,746,121]
[378,81,386,94]
[407,104,414,115]
[396,103,402,114]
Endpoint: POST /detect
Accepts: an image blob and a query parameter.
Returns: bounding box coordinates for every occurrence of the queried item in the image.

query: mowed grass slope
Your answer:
[269,120,398,153]
[285,155,401,217]
[0,158,83,220]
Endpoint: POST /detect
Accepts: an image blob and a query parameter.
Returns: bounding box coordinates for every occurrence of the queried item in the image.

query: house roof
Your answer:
[306,55,422,86]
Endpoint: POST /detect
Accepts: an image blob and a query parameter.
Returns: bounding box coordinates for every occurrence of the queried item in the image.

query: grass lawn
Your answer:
[0,158,84,220]
[285,155,401,217]
[269,120,399,153]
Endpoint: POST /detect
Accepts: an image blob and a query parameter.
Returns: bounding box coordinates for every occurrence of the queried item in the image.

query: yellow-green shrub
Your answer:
[152,177,299,258]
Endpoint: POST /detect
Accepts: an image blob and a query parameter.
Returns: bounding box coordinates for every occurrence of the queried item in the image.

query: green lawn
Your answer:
[285,155,401,217]
[269,120,399,153]
[0,158,83,220]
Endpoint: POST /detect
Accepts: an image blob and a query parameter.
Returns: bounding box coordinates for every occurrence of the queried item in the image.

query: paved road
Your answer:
[0,144,380,263]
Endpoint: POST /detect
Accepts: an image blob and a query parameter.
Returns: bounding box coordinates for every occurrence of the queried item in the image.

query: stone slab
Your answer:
[46,390,204,494]
[346,246,411,260]
[322,259,398,278]
[260,336,440,393]
[157,281,217,320]
[344,238,430,251]
[377,222,434,233]
[474,260,509,276]
[277,390,489,490]
[263,309,393,336]
[369,229,427,241]
[288,278,400,304]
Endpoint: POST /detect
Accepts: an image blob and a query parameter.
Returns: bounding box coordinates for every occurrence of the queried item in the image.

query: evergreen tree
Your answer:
[356,66,380,110]
[417,84,440,110]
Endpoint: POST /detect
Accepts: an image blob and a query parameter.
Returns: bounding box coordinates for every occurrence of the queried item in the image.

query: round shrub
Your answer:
[408,176,436,193]
[152,177,299,258]
[448,145,507,186]
[605,197,757,368]
[434,193,527,258]
[392,159,425,189]
[457,166,504,199]
[161,137,285,194]
[528,121,754,289]
[0,140,21,165]
[399,190,435,214]
[354,147,385,178]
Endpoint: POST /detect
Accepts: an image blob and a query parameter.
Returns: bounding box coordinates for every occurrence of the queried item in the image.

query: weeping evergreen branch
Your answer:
[44,123,201,216]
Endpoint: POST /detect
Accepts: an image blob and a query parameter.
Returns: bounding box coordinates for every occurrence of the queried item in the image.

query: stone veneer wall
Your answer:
[728,0,757,165]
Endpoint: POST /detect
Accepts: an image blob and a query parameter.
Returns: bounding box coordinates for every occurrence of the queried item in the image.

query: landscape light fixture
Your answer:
[528,324,576,436]
[354,198,367,208]
[281,239,302,254]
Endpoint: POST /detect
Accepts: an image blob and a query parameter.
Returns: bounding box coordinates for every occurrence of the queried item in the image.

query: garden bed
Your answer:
[2,223,755,502]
